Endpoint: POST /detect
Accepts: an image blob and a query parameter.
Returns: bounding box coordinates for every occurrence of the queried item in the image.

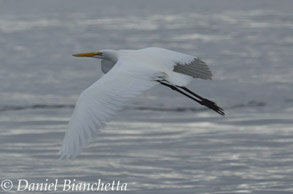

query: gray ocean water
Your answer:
[1,0,293,193]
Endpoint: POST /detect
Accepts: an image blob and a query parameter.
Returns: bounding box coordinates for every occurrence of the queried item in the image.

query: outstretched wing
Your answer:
[59,57,160,159]
[141,47,213,81]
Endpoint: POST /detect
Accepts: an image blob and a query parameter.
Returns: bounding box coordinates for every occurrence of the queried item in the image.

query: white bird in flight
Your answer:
[59,47,224,159]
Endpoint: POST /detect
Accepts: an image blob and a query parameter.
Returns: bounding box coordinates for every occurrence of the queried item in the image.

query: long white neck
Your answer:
[99,49,118,63]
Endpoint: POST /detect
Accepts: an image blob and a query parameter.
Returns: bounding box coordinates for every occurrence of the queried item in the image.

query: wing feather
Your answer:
[173,58,212,80]
[140,47,213,84]
[59,57,160,159]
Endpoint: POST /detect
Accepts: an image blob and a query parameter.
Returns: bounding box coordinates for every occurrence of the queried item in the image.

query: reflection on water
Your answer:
[1,108,293,193]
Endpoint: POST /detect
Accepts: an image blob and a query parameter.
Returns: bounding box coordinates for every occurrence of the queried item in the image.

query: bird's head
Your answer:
[72,50,118,61]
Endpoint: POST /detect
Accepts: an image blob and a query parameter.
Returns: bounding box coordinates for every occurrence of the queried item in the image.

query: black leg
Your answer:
[157,81,225,116]
[179,86,225,116]
[158,81,202,104]
[178,86,205,100]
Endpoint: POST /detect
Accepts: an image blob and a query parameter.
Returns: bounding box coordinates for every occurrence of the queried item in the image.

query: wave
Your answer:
[0,100,271,113]
[0,104,74,112]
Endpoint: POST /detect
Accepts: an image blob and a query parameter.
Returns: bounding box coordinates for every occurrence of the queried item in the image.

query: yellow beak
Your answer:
[72,52,102,57]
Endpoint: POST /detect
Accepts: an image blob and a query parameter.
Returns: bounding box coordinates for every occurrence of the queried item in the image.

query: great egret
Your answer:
[59,47,224,159]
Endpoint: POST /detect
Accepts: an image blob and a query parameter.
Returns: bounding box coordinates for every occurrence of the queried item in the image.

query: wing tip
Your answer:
[173,58,214,80]
[58,144,81,160]
[58,150,79,160]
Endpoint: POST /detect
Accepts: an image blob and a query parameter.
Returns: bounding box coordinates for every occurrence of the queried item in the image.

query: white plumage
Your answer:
[59,47,222,159]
